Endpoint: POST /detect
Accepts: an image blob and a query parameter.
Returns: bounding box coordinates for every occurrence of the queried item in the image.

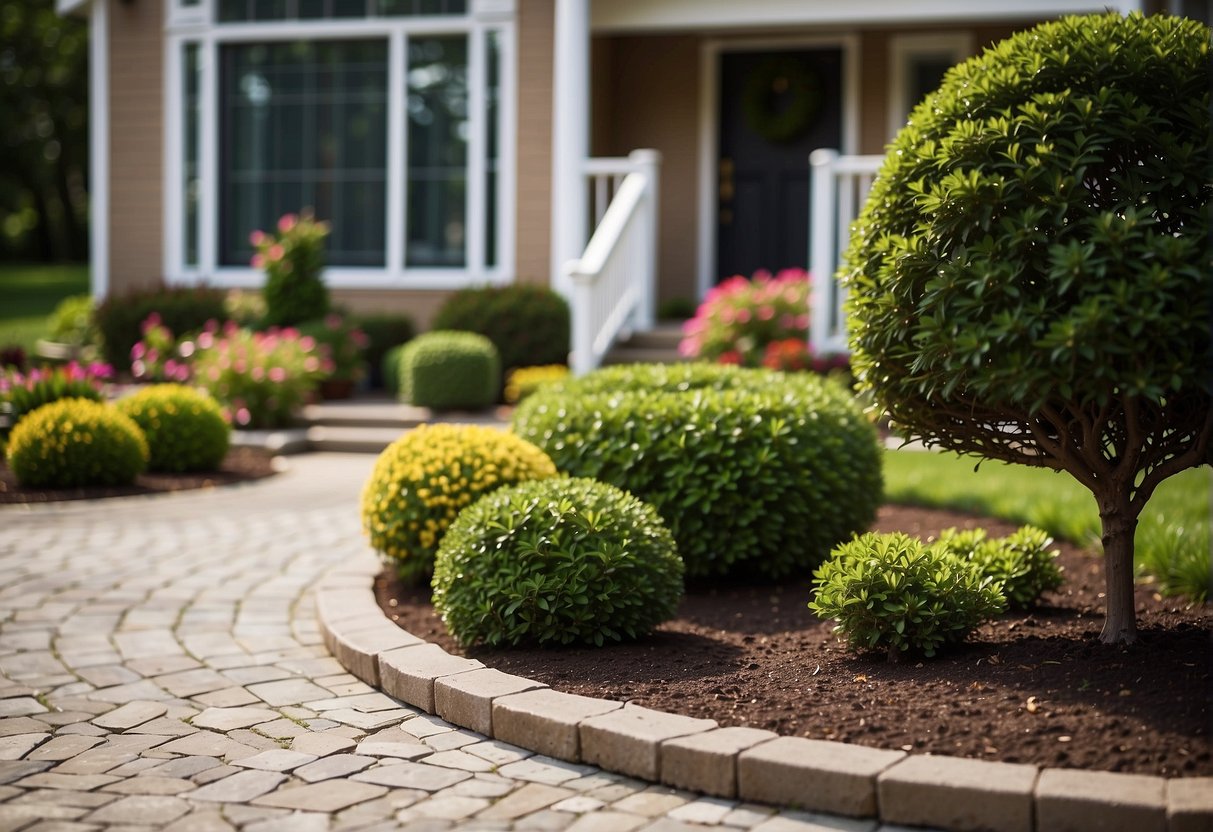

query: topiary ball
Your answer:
[398,331,500,410]
[513,363,882,580]
[433,477,684,648]
[116,384,231,473]
[361,423,557,582]
[6,398,148,488]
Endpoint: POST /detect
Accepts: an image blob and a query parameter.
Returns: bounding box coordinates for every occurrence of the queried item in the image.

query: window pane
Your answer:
[378,0,466,15]
[406,35,467,267]
[184,43,201,266]
[485,30,499,268]
[219,40,389,267]
[909,56,954,110]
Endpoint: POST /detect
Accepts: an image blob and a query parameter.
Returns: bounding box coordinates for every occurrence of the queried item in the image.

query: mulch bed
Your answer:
[0,446,278,503]
[377,504,1211,778]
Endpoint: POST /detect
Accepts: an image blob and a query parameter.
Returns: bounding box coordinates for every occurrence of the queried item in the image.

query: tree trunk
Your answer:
[1097,495,1139,645]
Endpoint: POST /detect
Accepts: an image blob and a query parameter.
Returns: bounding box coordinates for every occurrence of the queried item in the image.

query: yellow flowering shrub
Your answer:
[116,384,230,473]
[6,398,148,488]
[360,423,557,582]
[503,365,569,405]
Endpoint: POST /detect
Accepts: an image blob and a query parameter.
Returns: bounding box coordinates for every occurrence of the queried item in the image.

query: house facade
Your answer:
[66,0,1158,341]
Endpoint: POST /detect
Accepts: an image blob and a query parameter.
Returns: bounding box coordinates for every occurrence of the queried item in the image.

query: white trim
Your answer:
[593,0,1133,32]
[386,28,406,274]
[89,0,108,300]
[166,0,207,28]
[163,37,183,282]
[496,24,517,278]
[886,32,973,140]
[695,33,859,299]
[466,26,487,276]
[550,0,590,298]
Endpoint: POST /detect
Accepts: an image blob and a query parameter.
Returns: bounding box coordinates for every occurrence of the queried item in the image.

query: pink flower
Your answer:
[178,341,195,358]
[268,244,285,262]
[757,305,775,321]
[324,313,342,329]
[235,407,251,426]
[143,312,162,330]
[131,360,146,378]
[735,308,751,324]
[304,357,320,372]
[718,351,742,365]
[198,331,214,350]
[795,314,810,329]
[278,214,298,233]
[268,367,286,383]
[249,230,267,246]
[131,342,146,360]
[298,336,315,351]
[251,254,266,270]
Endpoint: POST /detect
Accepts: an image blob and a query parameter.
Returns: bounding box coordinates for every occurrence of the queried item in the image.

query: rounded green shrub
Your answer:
[361,423,558,582]
[6,398,148,488]
[356,315,416,388]
[513,363,883,580]
[809,532,1007,660]
[116,384,231,473]
[932,525,1064,610]
[433,477,684,648]
[432,285,569,372]
[382,343,407,397]
[398,331,500,410]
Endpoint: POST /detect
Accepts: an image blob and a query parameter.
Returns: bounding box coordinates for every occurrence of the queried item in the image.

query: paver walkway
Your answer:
[0,454,896,831]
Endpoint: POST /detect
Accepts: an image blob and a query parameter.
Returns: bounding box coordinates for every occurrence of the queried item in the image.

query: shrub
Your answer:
[398,331,500,411]
[0,346,27,372]
[6,398,148,488]
[224,289,267,328]
[382,343,406,397]
[513,363,882,580]
[116,384,231,473]
[46,294,96,347]
[191,321,332,428]
[361,423,558,582]
[356,315,416,388]
[0,361,112,445]
[94,286,227,370]
[657,296,698,321]
[503,365,569,405]
[432,477,684,647]
[297,314,369,383]
[432,285,570,372]
[841,12,1212,645]
[809,532,1007,660]
[130,315,191,383]
[932,526,1064,610]
[253,211,331,327]
[681,269,812,366]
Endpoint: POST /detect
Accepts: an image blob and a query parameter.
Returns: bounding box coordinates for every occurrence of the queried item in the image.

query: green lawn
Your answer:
[0,264,90,353]
[882,449,1210,601]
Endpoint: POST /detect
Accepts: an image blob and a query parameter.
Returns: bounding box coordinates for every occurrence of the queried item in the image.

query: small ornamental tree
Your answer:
[842,13,1212,644]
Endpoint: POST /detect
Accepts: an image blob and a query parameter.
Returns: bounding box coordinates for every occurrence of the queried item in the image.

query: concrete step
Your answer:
[303,398,511,429]
[601,347,689,366]
[618,323,686,351]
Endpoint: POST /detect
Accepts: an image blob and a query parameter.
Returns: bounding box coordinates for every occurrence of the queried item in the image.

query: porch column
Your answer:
[550,0,590,298]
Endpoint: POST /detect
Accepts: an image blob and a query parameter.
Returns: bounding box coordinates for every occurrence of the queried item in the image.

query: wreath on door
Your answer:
[742,56,822,143]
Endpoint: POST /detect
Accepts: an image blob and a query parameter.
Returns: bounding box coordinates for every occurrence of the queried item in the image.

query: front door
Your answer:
[716,47,843,280]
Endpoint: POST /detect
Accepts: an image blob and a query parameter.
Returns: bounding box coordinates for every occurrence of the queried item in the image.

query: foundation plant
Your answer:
[116,384,231,473]
[6,398,148,488]
[396,331,500,411]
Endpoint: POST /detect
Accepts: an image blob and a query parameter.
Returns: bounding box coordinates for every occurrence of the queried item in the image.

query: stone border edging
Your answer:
[314,561,1209,832]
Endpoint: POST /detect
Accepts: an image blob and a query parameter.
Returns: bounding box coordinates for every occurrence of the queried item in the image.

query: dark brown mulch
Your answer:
[377,505,1211,778]
[0,446,277,503]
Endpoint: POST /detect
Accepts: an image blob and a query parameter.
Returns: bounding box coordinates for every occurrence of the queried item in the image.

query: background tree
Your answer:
[0,0,89,262]
[842,12,1212,644]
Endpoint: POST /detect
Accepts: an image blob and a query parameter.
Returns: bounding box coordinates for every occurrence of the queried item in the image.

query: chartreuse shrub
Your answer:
[398,331,500,410]
[1,361,111,447]
[810,533,1006,661]
[513,363,882,580]
[432,285,570,372]
[841,13,1211,644]
[503,365,569,405]
[6,398,148,488]
[432,477,684,648]
[116,385,231,473]
[931,526,1063,610]
[361,424,557,582]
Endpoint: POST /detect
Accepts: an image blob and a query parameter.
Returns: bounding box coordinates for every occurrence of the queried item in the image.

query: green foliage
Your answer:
[115,384,230,473]
[809,532,1007,659]
[254,212,331,327]
[513,363,883,580]
[932,526,1063,609]
[882,450,1210,602]
[46,294,95,346]
[94,286,227,370]
[297,314,368,383]
[0,265,89,353]
[361,423,558,582]
[398,331,500,411]
[6,398,148,488]
[432,477,684,648]
[657,297,698,321]
[355,315,415,387]
[432,285,570,372]
[382,343,406,397]
[1,361,109,446]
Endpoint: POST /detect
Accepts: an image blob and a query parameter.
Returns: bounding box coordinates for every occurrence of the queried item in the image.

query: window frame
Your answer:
[886,32,972,141]
[163,0,516,290]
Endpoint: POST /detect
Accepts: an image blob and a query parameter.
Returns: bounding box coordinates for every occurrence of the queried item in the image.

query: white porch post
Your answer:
[89,0,109,301]
[551,0,590,300]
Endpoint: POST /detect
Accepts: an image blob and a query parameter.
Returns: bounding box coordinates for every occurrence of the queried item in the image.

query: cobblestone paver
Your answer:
[0,454,911,831]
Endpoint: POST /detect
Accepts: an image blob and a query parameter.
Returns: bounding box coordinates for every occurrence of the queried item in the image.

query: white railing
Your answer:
[567,149,661,376]
[809,149,883,356]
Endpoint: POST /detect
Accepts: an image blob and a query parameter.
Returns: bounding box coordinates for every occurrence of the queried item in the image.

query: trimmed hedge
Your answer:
[432,477,684,647]
[6,398,148,488]
[398,331,500,411]
[513,363,883,580]
[116,384,231,473]
[432,285,569,372]
[95,286,227,370]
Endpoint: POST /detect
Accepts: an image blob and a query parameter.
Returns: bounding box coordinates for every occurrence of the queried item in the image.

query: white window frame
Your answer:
[163,0,516,291]
[886,32,972,140]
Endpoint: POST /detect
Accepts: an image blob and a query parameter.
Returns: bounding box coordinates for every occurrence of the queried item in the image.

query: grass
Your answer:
[0,264,90,353]
[882,449,1210,602]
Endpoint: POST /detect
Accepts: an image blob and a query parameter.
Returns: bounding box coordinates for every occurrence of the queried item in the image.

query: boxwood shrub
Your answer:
[432,284,569,372]
[94,286,227,370]
[809,532,1007,660]
[116,384,231,473]
[932,525,1064,610]
[361,423,557,582]
[512,363,883,580]
[432,477,684,648]
[398,331,500,411]
[6,398,148,488]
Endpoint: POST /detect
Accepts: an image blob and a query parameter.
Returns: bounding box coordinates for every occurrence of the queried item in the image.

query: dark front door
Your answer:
[716,47,843,280]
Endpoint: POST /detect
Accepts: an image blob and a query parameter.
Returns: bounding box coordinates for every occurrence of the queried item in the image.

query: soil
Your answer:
[0,446,278,503]
[377,505,1212,778]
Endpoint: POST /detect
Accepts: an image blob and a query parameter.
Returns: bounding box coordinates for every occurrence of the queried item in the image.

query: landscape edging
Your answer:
[313,561,1206,832]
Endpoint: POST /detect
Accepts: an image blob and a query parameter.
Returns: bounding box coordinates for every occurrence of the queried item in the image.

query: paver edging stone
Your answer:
[313,570,1206,832]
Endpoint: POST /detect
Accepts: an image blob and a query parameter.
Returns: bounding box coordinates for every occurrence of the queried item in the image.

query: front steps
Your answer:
[602,322,688,366]
[302,396,509,454]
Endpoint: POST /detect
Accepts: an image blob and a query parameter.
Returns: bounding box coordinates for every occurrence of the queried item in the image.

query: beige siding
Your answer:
[514,0,554,287]
[108,0,164,296]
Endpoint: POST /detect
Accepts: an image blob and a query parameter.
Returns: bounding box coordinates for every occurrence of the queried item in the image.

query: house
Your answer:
[61,0,1170,370]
